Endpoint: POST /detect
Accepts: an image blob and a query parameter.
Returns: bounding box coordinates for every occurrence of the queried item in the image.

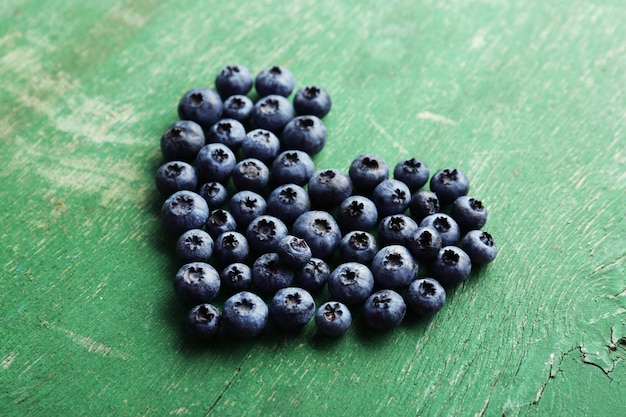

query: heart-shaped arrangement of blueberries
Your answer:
[155,65,498,340]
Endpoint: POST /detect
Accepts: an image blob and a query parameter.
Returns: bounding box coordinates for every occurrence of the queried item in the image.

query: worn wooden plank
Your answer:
[1,0,624,416]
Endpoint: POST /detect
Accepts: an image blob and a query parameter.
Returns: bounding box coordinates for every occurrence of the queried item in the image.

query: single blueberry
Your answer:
[206,118,247,151]
[327,262,374,306]
[252,95,294,133]
[430,167,470,206]
[315,301,351,337]
[339,231,378,264]
[371,245,418,290]
[252,252,295,295]
[460,230,498,265]
[408,190,440,223]
[161,190,210,235]
[197,181,228,210]
[282,115,327,155]
[155,161,198,197]
[246,215,289,255]
[222,94,254,123]
[242,128,281,164]
[185,303,221,340]
[362,289,406,331]
[220,263,252,294]
[405,278,446,316]
[450,196,488,232]
[214,231,250,265]
[307,169,353,209]
[195,143,236,183]
[160,120,205,162]
[348,154,389,193]
[255,65,295,97]
[232,158,270,193]
[271,150,315,186]
[377,214,419,247]
[295,257,330,293]
[229,190,267,229]
[337,195,379,232]
[420,213,461,246]
[276,235,312,267]
[405,226,443,261]
[291,210,342,259]
[221,291,268,338]
[215,64,253,97]
[431,246,472,286]
[393,158,429,193]
[176,228,214,263]
[270,287,316,330]
[267,183,311,225]
[174,262,221,305]
[177,87,223,129]
[293,85,332,118]
[205,208,237,240]
[372,179,411,217]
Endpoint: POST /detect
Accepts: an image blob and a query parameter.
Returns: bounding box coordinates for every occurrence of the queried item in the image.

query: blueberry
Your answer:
[215,64,253,97]
[246,215,288,255]
[252,95,294,133]
[405,226,443,261]
[229,190,267,229]
[295,257,330,293]
[277,235,312,267]
[362,289,406,330]
[205,208,237,240]
[450,196,488,232]
[254,65,295,97]
[174,262,221,305]
[271,150,315,186]
[348,154,389,193]
[336,195,378,232]
[177,87,223,129]
[327,262,374,306]
[371,245,418,290]
[307,169,353,209]
[155,161,198,197]
[160,120,205,162]
[220,263,252,294]
[377,214,419,247]
[431,246,472,285]
[419,213,461,246]
[393,158,429,193]
[339,231,378,264]
[214,231,250,264]
[371,179,411,217]
[315,301,351,336]
[408,190,440,223]
[460,230,498,265]
[176,228,214,263]
[293,85,332,118]
[195,143,236,183]
[405,278,446,316]
[267,183,311,225]
[185,303,221,340]
[252,252,295,295]
[270,287,316,330]
[222,94,254,123]
[242,128,281,164]
[197,181,228,210]
[222,291,268,338]
[292,210,342,259]
[429,167,470,205]
[281,115,327,155]
[161,190,210,235]
[232,158,270,193]
[207,118,246,151]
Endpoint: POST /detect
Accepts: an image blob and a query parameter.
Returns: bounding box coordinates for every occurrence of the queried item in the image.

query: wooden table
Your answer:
[1,0,624,415]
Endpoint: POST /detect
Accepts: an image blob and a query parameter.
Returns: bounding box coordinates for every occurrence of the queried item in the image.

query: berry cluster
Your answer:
[155,65,498,340]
